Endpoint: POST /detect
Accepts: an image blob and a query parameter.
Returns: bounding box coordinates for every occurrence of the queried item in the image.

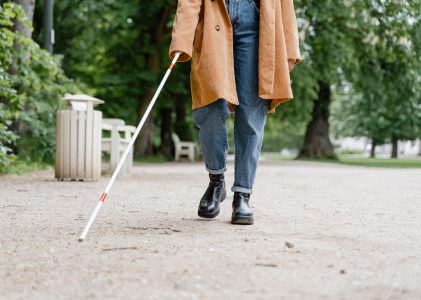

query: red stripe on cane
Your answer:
[169,63,174,70]
[100,193,108,202]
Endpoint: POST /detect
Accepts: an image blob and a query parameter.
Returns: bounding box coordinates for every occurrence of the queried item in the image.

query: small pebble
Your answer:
[285,241,294,249]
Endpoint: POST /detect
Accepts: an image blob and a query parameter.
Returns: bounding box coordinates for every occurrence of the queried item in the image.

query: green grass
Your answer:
[4,154,419,175]
[2,153,172,176]
[100,151,171,165]
[262,153,296,161]
[1,159,53,175]
[133,153,172,163]
[264,153,421,168]
[334,157,421,168]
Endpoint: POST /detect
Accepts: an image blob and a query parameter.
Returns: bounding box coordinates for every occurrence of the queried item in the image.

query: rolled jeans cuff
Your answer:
[206,166,226,175]
[231,185,253,194]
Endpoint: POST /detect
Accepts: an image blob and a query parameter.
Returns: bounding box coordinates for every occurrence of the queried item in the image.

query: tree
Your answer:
[292,0,366,159]
[0,1,76,171]
[135,3,176,156]
[293,0,420,159]
[9,0,36,137]
[36,0,193,158]
[331,0,421,158]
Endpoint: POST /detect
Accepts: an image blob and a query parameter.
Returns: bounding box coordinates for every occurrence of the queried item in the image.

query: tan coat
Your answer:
[169,0,301,113]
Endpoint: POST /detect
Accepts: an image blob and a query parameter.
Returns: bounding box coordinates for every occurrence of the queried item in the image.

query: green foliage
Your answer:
[174,120,195,142]
[295,0,361,83]
[262,118,306,152]
[2,157,52,174]
[267,154,421,169]
[331,0,421,147]
[0,2,77,172]
[16,51,77,162]
[21,0,419,166]
[40,0,178,124]
[0,103,17,170]
[321,157,421,169]
[0,2,24,171]
[336,157,421,168]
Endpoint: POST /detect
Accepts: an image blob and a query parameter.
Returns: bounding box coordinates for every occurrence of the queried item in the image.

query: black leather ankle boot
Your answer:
[231,192,254,225]
[198,173,226,218]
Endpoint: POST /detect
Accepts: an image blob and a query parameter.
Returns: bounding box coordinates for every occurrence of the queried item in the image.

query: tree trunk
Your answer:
[15,0,36,38]
[418,139,421,156]
[297,81,336,159]
[9,0,36,148]
[391,134,398,158]
[174,93,193,141]
[175,94,186,127]
[10,0,35,74]
[160,107,173,158]
[370,139,377,158]
[134,5,174,157]
[136,90,155,156]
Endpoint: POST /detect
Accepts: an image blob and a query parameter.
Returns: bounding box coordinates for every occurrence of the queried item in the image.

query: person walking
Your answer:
[169,0,301,225]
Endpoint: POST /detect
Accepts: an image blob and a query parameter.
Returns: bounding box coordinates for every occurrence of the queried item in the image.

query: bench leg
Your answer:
[188,147,195,162]
[175,148,179,161]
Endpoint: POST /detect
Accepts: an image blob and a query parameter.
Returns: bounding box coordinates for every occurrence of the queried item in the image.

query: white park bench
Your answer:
[171,133,198,162]
[101,118,136,174]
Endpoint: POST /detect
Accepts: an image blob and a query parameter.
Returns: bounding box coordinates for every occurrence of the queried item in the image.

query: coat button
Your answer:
[215,25,220,31]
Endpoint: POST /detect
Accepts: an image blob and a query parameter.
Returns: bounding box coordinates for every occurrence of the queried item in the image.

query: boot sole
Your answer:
[197,191,226,219]
[231,215,254,225]
[198,208,220,219]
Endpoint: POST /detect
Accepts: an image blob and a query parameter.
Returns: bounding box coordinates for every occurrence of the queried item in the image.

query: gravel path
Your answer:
[1,160,420,299]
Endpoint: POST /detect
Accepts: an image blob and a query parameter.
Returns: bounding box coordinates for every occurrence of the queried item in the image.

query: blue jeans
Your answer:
[191,0,267,194]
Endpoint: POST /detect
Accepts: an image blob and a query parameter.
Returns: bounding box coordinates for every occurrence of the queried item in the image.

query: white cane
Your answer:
[79,52,182,242]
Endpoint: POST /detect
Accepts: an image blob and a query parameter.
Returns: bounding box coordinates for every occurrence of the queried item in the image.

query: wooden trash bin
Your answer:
[55,94,104,181]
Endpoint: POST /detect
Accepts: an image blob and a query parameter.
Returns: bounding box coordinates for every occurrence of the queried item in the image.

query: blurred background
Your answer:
[0,0,420,174]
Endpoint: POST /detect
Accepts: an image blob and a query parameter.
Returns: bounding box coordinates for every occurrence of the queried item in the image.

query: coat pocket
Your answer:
[193,18,205,52]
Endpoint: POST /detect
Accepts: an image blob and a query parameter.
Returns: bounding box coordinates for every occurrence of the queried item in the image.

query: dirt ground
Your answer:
[1,159,420,300]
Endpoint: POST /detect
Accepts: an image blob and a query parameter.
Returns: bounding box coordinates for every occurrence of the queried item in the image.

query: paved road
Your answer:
[1,160,420,299]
